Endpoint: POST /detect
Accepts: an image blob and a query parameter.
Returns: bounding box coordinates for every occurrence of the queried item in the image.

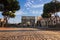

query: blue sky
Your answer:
[0,0,60,23]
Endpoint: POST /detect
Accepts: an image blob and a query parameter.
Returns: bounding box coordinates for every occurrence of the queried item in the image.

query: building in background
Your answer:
[37,16,60,28]
[0,18,5,27]
[36,16,43,27]
[21,16,35,27]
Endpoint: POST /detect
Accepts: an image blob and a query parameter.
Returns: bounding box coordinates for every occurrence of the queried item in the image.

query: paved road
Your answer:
[0,28,60,40]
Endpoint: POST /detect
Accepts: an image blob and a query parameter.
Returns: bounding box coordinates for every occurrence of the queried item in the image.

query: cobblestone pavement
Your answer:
[0,28,60,40]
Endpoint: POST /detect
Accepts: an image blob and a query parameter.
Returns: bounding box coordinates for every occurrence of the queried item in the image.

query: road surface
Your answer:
[0,28,60,40]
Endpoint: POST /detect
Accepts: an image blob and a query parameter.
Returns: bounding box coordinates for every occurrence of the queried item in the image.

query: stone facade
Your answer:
[21,16,35,27]
[0,18,6,27]
[37,16,60,28]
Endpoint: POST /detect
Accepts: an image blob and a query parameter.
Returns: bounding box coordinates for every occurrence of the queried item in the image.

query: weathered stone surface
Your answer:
[0,28,60,40]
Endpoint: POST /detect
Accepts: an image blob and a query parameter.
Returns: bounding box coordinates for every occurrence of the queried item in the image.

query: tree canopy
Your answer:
[2,11,15,18]
[0,0,20,18]
[0,0,20,26]
[41,13,51,18]
[42,0,60,18]
[0,0,20,11]
[43,1,60,13]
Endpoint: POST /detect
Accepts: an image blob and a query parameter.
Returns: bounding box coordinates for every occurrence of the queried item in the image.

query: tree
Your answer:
[42,0,60,18]
[0,0,20,27]
[42,0,60,27]
[41,13,51,18]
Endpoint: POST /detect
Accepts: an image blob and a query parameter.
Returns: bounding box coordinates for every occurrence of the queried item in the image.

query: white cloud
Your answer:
[8,15,21,23]
[31,4,44,8]
[24,0,43,8]
[8,10,28,23]
[24,0,43,16]
[57,12,60,17]
[15,10,27,15]
[0,12,1,13]
[57,0,60,1]
[24,0,33,7]
[30,10,43,14]
[52,0,60,2]
[8,18,21,24]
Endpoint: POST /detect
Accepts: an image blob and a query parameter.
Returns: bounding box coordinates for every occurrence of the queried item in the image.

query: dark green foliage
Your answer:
[0,0,20,26]
[43,1,60,13]
[0,0,20,18]
[2,11,15,18]
[42,13,51,18]
[42,1,60,18]
[0,0,20,11]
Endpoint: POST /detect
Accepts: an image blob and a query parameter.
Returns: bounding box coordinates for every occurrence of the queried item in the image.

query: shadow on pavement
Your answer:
[36,27,60,31]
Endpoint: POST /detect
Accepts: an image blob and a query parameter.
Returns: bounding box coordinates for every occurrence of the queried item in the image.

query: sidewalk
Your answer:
[0,27,60,31]
[0,27,39,31]
[37,27,60,31]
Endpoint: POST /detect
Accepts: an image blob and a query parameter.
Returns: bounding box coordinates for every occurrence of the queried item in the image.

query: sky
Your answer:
[0,0,60,23]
